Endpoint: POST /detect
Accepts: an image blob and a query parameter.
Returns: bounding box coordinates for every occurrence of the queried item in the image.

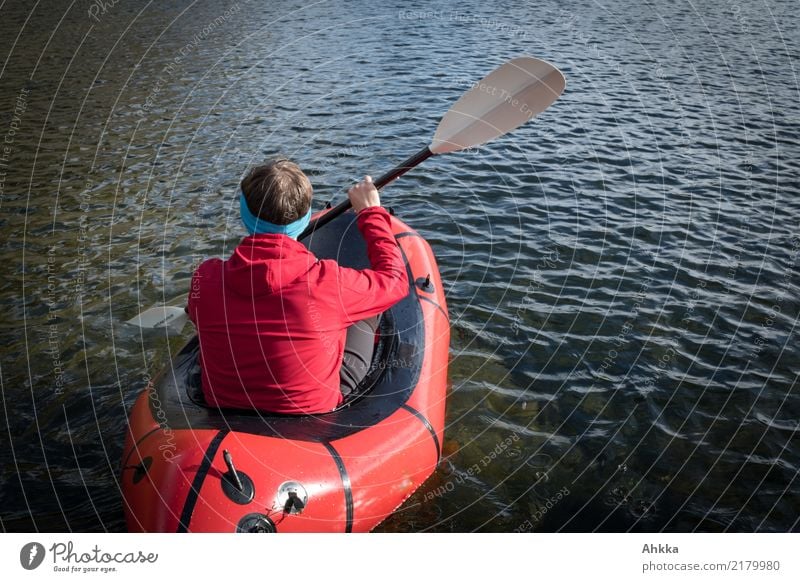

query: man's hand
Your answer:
[348,175,380,213]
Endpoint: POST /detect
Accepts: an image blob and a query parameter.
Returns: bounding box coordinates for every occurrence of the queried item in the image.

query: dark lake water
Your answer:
[1,0,798,532]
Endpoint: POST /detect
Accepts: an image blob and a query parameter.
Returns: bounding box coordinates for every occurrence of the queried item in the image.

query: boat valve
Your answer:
[237,513,276,533]
[277,481,308,515]
[286,491,305,513]
[221,450,255,504]
[416,273,433,292]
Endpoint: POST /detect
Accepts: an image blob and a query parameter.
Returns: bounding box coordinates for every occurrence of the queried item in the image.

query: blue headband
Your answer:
[239,189,311,238]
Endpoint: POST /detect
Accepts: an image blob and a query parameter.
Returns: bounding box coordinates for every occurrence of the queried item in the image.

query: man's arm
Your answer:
[334,176,409,322]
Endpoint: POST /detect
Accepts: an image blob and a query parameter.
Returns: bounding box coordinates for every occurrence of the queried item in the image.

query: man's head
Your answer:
[240,158,313,225]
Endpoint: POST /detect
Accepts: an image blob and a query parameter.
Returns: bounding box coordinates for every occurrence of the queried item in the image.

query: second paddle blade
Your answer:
[126,305,189,332]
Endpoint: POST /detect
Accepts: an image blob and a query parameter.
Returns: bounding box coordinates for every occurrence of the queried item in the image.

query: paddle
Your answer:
[126,305,189,332]
[128,56,565,331]
[299,56,565,240]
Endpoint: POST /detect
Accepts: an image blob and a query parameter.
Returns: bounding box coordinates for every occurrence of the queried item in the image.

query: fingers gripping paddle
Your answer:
[127,56,565,330]
[297,56,565,240]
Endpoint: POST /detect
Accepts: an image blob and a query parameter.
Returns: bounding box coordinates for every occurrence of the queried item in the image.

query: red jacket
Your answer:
[187,207,408,414]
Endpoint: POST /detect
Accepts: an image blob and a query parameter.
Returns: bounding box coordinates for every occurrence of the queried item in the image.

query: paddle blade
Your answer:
[126,305,189,332]
[430,56,565,154]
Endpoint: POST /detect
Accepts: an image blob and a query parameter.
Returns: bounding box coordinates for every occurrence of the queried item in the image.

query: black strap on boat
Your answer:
[322,441,353,533]
[177,429,229,532]
[418,295,449,322]
[120,426,161,473]
[400,404,441,463]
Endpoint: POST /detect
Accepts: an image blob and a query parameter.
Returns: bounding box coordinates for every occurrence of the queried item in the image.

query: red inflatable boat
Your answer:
[120,210,449,532]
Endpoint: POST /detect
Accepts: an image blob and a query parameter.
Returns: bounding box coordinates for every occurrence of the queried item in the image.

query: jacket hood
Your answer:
[225,234,316,296]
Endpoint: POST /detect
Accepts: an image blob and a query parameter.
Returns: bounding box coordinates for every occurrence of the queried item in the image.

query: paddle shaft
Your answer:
[298,146,434,241]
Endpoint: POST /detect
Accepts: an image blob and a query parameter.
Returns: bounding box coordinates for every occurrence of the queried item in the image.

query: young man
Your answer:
[188,159,408,415]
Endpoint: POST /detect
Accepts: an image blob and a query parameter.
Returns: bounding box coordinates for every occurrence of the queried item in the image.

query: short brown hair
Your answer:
[240,158,313,225]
